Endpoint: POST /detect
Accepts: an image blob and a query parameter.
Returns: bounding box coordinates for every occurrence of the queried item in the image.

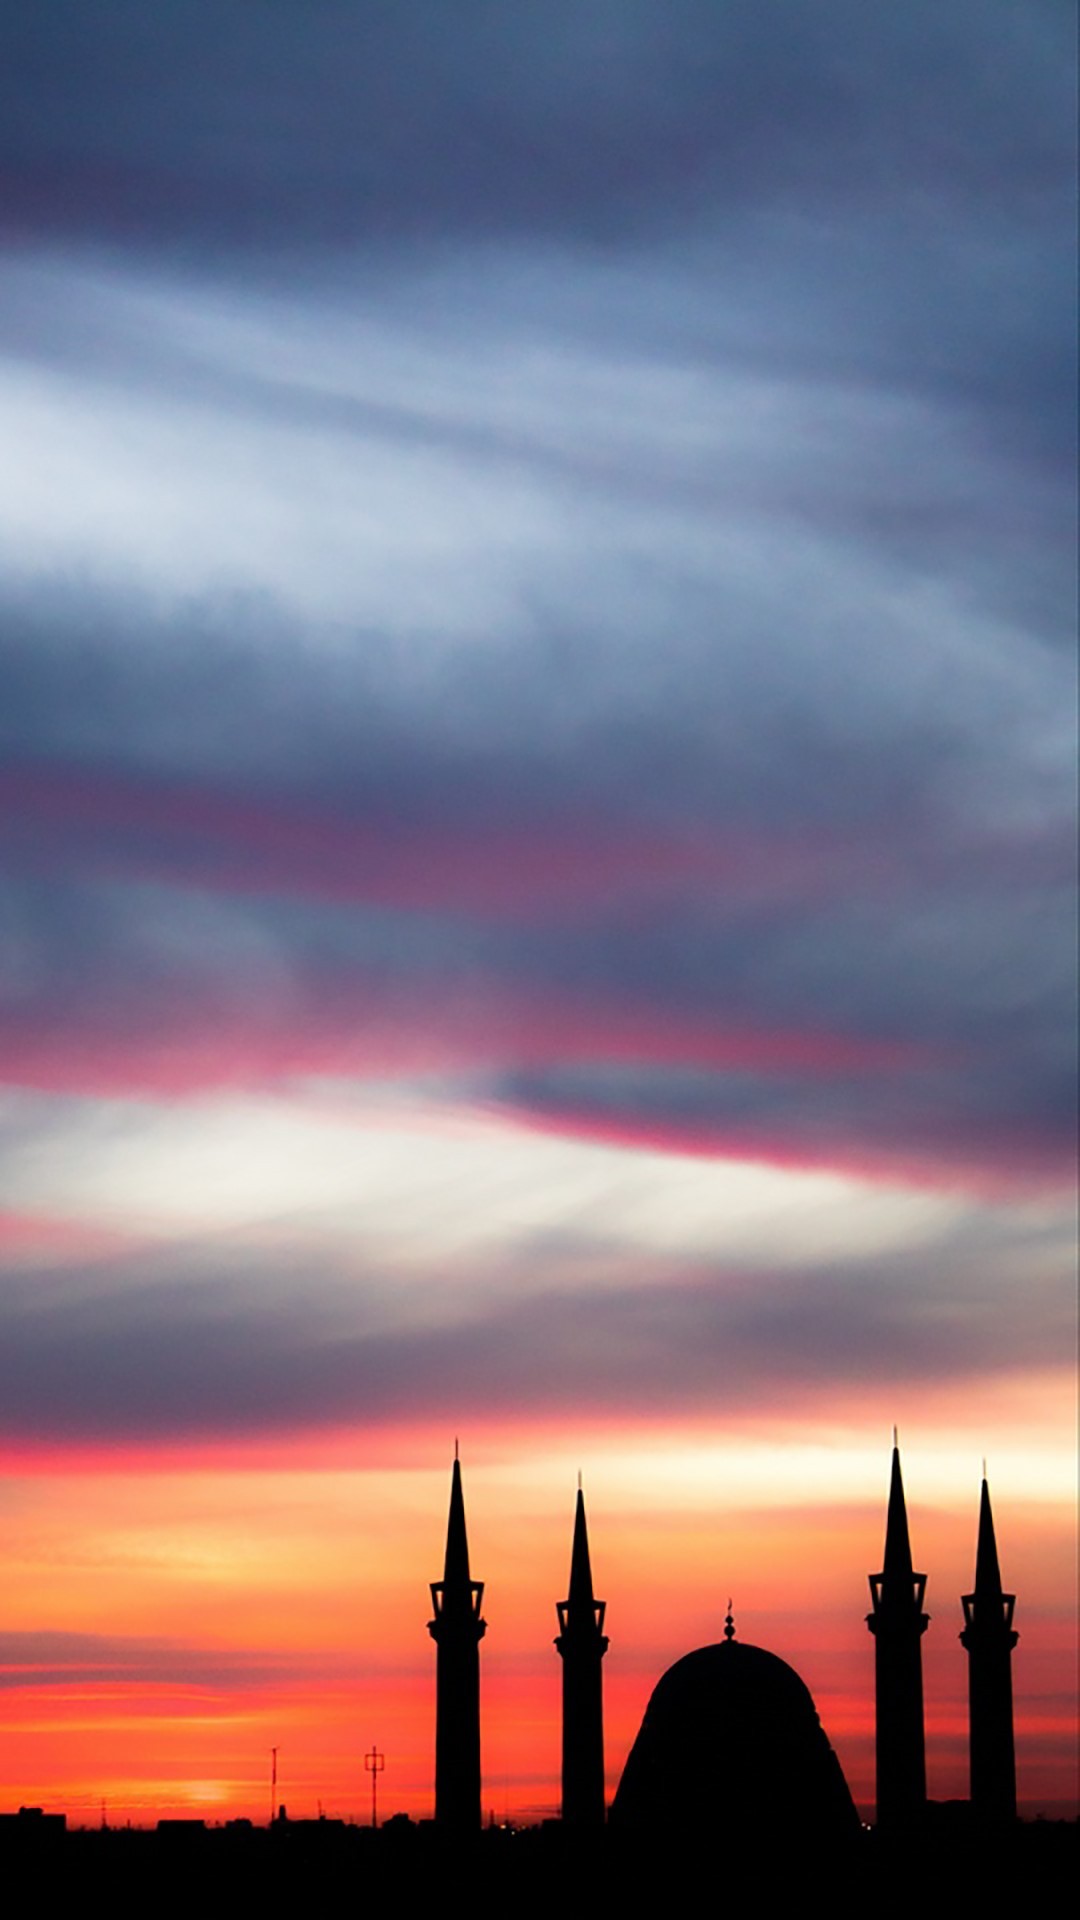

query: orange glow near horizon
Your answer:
[1,1396,1075,1828]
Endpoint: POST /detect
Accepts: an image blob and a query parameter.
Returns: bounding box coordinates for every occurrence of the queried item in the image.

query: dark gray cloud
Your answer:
[0,525,1069,844]
[2,3,1071,249]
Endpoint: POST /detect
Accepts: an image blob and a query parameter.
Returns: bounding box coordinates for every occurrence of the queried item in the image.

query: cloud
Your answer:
[0,4,1073,1485]
[0,1630,325,1692]
[3,4,1071,253]
[0,1191,1070,1443]
[0,525,1071,1180]
[1,231,1073,642]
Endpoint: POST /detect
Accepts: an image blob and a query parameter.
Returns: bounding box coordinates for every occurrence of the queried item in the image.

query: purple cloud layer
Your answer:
[0,1221,1070,1444]
[0,1630,330,1692]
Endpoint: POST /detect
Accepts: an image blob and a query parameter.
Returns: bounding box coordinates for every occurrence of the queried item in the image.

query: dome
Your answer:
[609,1636,859,1846]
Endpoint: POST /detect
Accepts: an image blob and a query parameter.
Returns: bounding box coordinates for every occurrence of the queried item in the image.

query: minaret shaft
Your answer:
[866,1444,928,1828]
[428,1457,485,1829]
[555,1487,608,1825]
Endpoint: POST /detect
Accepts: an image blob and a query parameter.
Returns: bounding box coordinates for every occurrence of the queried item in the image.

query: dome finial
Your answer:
[724,1598,736,1641]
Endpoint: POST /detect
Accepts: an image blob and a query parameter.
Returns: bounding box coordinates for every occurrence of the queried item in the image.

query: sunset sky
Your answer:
[0,3,1076,1825]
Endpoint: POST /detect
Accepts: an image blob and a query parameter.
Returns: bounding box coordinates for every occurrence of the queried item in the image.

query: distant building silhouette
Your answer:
[554,1485,608,1826]
[609,1606,859,1845]
[867,1441,928,1828]
[428,1452,485,1830]
[960,1475,1018,1823]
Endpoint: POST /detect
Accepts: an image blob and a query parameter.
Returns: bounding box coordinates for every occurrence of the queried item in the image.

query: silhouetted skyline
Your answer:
[426,1446,1025,1836]
[0,1446,1038,1839]
[0,0,1074,1830]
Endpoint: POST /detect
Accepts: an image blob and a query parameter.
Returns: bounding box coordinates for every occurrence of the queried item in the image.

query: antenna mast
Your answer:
[365,1745,385,1828]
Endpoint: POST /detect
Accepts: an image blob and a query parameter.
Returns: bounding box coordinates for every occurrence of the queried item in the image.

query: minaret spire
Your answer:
[882,1440,917,1585]
[960,1473,1018,1822]
[443,1452,472,1587]
[867,1441,929,1828]
[973,1473,1005,1597]
[428,1455,486,1829]
[555,1484,608,1826]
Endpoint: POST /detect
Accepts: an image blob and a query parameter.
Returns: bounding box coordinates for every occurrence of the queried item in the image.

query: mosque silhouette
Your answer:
[0,1437,1048,1901]
[429,1441,1019,1837]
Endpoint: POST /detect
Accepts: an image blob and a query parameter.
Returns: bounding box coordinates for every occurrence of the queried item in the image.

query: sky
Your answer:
[0,1,1076,1826]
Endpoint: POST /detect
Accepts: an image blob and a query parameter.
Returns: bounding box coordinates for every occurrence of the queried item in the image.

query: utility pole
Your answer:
[365,1746,385,1828]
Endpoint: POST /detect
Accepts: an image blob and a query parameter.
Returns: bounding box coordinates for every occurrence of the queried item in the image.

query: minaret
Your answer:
[428,1450,486,1829]
[866,1438,928,1828]
[960,1473,1018,1822]
[555,1482,608,1826]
